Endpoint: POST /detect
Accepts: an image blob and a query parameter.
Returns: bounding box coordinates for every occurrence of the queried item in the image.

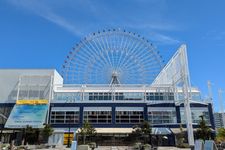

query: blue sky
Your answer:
[0,0,225,111]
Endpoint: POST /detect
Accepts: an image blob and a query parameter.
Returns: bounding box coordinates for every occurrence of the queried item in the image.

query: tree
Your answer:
[132,121,152,144]
[176,124,185,147]
[79,121,96,144]
[24,125,39,144]
[216,128,225,143]
[40,124,54,143]
[132,125,142,142]
[196,115,211,141]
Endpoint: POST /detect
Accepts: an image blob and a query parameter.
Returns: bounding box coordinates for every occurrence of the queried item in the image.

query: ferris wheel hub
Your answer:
[110,71,120,85]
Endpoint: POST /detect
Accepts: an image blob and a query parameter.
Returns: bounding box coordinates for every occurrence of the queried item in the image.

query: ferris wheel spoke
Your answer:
[98,36,114,67]
[87,39,109,69]
[119,33,125,51]
[114,34,123,68]
[93,38,112,67]
[106,36,114,68]
[80,40,98,57]
[121,34,129,53]
[116,37,138,69]
[117,39,146,69]
[109,35,117,68]
[77,45,99,66]
[84,40,103,61]
[92,38,109,66]
[122,47,156,70]
[85,40,102,58]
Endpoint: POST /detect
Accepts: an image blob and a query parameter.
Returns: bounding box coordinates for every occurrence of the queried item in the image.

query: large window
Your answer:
[148,107,177,124]
[87,92,144,101]
[83,107,112,124]
[88,93,112,101]
[116,107,144,124]
[116,92,144,101]
[146,92,174,101]
[177,92,201,101]
[180,107,210,124]
[50,107,79,124]
[54,92,82,102]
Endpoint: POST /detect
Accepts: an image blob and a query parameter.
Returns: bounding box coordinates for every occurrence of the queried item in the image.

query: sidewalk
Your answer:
[34,146,192,150]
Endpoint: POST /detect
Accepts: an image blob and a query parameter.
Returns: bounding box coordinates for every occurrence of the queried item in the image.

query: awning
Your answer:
[53,128,133,134]
[170,128,188,134]
[82,128,171,134]
[171,128,214,134]
[171,128,202,134]
[76,128,133,134]
[152,128,172,135]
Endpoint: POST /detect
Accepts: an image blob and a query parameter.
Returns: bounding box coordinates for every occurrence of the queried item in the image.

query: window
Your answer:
[146,92,174,101]
[123,92,144,100]
[50,110,79,124]
[148,107,176,124]
[177,92,201,101]
[88,93,112,101]
[83,111,112,124]
[116,111,144,124]
[180,107,210,124]
[53,92,82,102]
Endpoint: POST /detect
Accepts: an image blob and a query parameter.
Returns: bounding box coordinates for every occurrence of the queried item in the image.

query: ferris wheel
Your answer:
[62,29,164,84]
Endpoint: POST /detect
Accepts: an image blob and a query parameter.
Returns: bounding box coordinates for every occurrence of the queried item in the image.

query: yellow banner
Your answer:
[16,99,48,105]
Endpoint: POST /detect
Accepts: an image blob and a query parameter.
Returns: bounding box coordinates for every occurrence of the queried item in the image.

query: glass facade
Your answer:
[87,92,144,101]
[83,107,112,124]
[180,107,210,124]
[115,92,144,101]
[115,107,144,124]
[48,106,212,126]
[52,90,205,103]
[50,90,212,127]
[177,92,201,102]
[53,92,176,102]
[146,92,174,101]
[88,92,112,101]
[54,92,82,102]
[148,107,177,124]
[50,107,80,124]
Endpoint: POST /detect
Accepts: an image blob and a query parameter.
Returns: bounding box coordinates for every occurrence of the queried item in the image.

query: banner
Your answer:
[5,104,48,128]
[16,99,48,105]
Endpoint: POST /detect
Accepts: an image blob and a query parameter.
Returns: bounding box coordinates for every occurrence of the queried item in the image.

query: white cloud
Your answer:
[149,32,180,45]
[7,0,181,45]
[202,30,225,45]
[8,0,84,36]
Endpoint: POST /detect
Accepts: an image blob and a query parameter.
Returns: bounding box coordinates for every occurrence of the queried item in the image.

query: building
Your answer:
[0,29,215,146]
[214,112,225,129]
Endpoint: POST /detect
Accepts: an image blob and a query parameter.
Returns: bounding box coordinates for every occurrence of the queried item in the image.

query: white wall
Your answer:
[0,69,62,103]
